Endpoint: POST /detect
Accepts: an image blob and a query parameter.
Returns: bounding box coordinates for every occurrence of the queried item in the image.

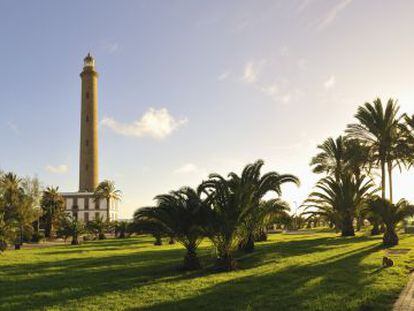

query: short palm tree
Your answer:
[304,173,375,236]
[134,187,208,270]
[369,197,414,247]
[113,221,130,239]
[40,186,65,238]
[59,216,85,245]
[240,198,290,251]
[0,172,24,223]
[94,180,122,221]
[233,160,299,252]
[347,98,402,202]
[0,213,16,252]
[87,215,108,240]
[301,203,339,230]
[199,160,299,268]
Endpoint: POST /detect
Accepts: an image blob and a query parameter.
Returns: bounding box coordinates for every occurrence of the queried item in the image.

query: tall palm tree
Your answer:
[304,173,375,236]
[134,187,208,270]
[40,186,65,238]
[347,98,402,202]
[310,136,347,181]
[369,197,414,247]
[94,180,122,221]
[311,136,370,180]
[403,114,414,167]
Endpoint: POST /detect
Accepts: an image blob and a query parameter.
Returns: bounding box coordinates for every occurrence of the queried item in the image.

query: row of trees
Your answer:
[303,98,414,246]
[0,172,122,251]
[133,160,299,271]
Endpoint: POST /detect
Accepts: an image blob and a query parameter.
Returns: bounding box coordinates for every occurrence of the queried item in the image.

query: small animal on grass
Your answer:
[383,256,394,267]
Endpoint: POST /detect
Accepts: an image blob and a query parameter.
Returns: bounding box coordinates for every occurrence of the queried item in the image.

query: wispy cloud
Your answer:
[243,61,266,84]
[316,0,353,31]
[101,108,187,139]
[241,60,296,105]
[218,71,230,81]
[324,75,336,89]
[45,164,68,174]
[101,41,120,54]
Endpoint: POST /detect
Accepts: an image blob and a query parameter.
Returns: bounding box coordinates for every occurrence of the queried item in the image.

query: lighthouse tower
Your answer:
[60,54,118,222]
[79,53,99,192]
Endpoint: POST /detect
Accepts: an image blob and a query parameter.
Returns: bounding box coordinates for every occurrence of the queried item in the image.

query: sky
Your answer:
[1,0,414,218]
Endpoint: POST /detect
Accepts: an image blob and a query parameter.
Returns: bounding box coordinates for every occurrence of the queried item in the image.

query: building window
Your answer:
[84,212,89,222]
[85,198,89,210]
[95,200,100,210]
[73,198,78,210]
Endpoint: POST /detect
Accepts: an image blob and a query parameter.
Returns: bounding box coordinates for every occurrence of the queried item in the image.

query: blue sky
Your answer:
[1,0,414,217]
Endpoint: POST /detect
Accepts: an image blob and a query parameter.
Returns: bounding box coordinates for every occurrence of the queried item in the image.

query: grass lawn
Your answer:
[1,230,414,311]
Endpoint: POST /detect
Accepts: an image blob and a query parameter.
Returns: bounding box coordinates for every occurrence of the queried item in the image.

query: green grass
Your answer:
[1,231,414,311]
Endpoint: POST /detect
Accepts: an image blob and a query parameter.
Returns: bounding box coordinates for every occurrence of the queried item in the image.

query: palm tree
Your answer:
[232,160,299,253]
[310,136,347,181]
[199,160,299,268]
[0,173,24,223]
[304,173,375,236]
[134,187,208,270]
[311,136,370,180]
[369,197,414,247]
[0,213,16,252]
[0,173,27,248]
[87,215,108,240]
[132,210,164,245]
[40,187,65,238]
[403,114,414,167]
[94,180,122,221]
[58,216,85,245]
[240,198,290,252]
[113,221,130,239]
[301,204,339,230]
[347,98,402,202]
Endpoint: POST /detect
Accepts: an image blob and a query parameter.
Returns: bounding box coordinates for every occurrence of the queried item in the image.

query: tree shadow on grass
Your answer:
[138,244,390,311]
[0,242,218,310]
[0,235,391,311]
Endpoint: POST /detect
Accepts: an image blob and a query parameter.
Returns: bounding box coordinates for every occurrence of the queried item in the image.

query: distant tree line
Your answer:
[0,175,125,251]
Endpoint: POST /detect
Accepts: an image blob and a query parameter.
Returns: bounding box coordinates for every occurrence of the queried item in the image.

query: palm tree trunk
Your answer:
[241,233,255,253]
[341,212,355,237]
[381,159,386,200]
[183,245,201,270]
[383,226,398,247]
[387,161,393,203]
[107,198,110,221]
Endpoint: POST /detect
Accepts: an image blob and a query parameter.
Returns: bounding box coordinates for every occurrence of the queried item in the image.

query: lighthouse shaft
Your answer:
[79,55,99,192]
